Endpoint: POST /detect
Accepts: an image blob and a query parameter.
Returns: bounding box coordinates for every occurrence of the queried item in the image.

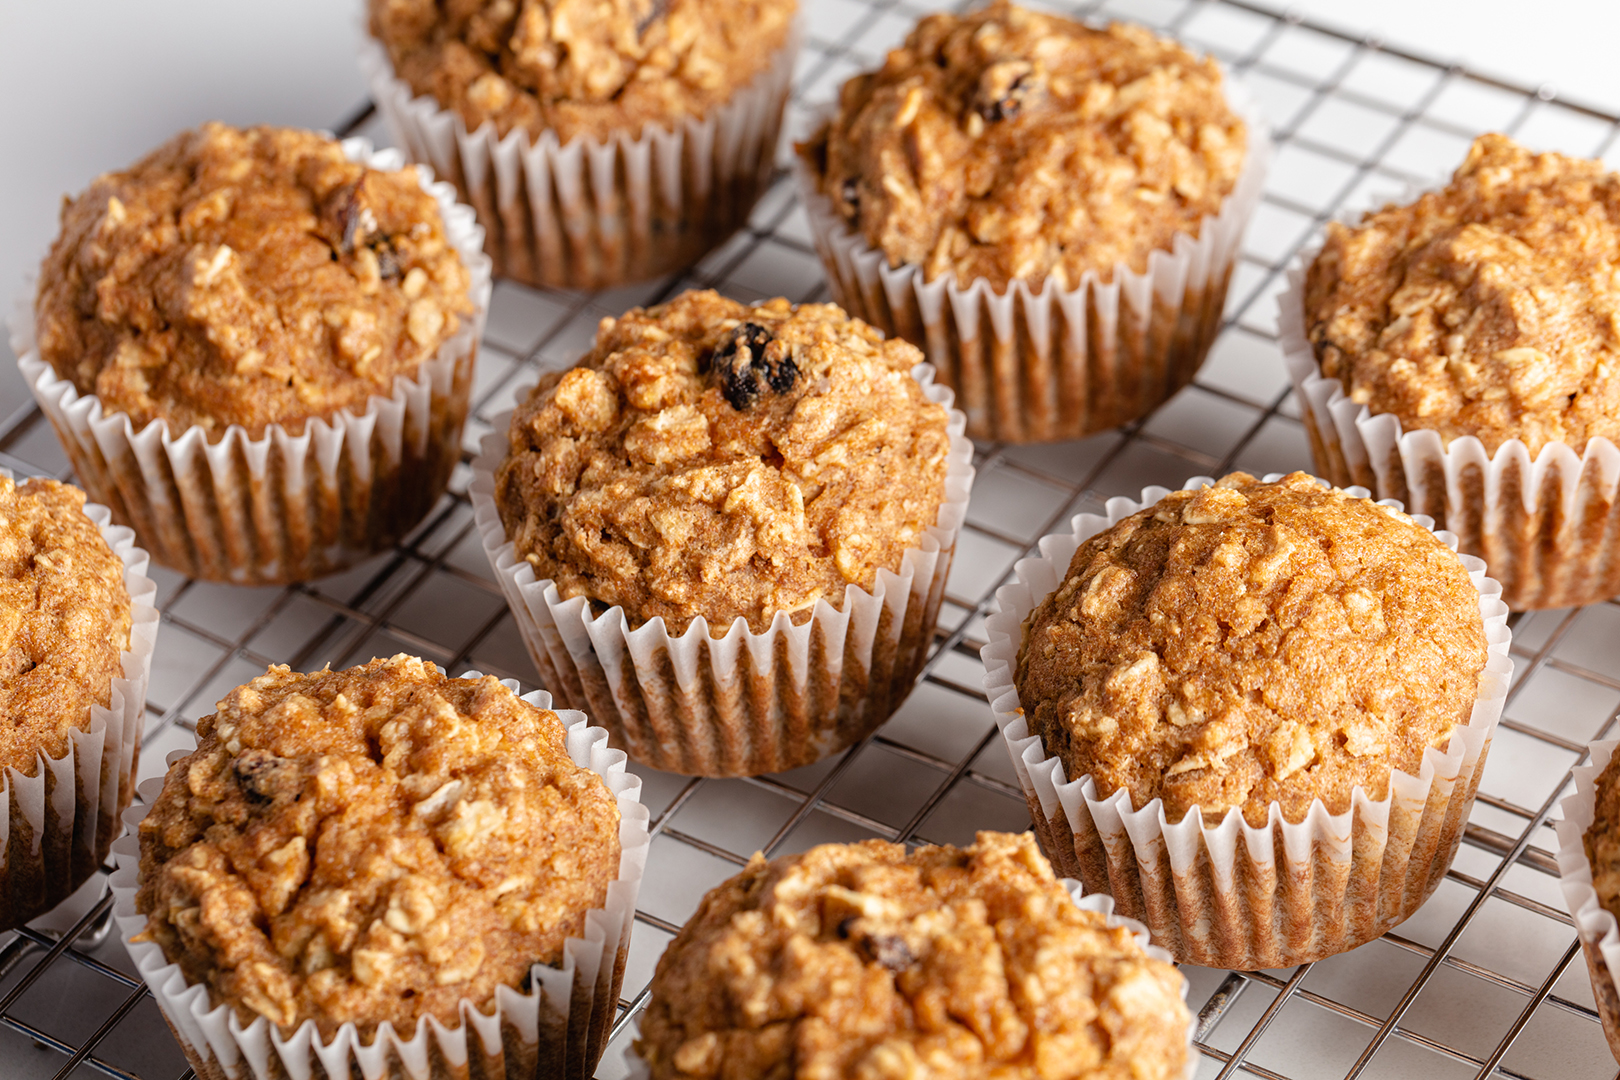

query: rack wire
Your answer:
[2,0,1620,1076]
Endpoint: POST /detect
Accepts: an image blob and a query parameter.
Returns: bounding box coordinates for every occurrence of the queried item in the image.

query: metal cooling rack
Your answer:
[2,0,1620,1076]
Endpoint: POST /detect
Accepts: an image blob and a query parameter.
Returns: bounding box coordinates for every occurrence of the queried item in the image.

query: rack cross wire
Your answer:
[3,1,1620,1077]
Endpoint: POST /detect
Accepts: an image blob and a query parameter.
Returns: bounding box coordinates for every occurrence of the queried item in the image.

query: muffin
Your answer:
[797,0,1268,443]
[632,831,1192,1080]
[0,476,156,930]
[14,122,492,584]
[362,0,801,289]
[470,289,974,777]
[1283,133,1620,609]
[1557,739,1620,1065]
[113,655,647,1080]
[983,472,1512,968]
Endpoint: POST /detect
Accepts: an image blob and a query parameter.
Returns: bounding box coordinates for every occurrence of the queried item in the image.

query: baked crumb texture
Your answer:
[369,0,796,146]
[21,124,490,584]
[989,473,1511,966]
[1289,133,1620,612]
[1569,750,1620,1064]
[363,0,799,289]
[1307,134,1620,459]
[797,1,1264,443]
[482,289,970,777]
[1017,472,1487,828]
[634,831,1190,1080]
[135,656,622,1044]
[0,477,150,931]
[808,1,1244,290]
[36,123,472,439]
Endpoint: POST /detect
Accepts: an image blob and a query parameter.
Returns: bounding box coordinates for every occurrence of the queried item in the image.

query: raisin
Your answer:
[375,241,402,281]
[710,322,798,411]
[720,365,760,411]
[975,61,1037,124]
[864,934,914,972]
[233,748,294,802]
[765,353,799,393]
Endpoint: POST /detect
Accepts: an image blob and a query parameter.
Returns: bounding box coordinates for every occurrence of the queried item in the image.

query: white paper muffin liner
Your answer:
[9,138,493,586]
[469,364,975,777]
[1279,250,1620,611]
[0,481,158,929]
[360,25,800,291]
[111,681,651,1080]
[981,474,1513,968]
[795,79,1271,444]
[1556,738,1620,1064]
[623,881,1199,1080]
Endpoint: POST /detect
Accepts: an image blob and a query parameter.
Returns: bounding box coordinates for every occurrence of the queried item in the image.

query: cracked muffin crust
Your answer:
[802,0,1246,289]
[368,0,798,146]
[0,477,132,773]
[494,289,951,635]
[134,655,620,1038]
[35,122,474,440]
[634,831,1190,1080]
[1016,472,1487,828]
[1305,133,1620,457]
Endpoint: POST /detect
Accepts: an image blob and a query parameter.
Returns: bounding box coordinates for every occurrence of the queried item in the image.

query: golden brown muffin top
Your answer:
[634,831,1189,1080]
[0,478,132,773]
[1305,133,1620,457]
[495,289,951,635]
[802,1,1245,290]
[1585,754,1620,937]
[369,0,798,145]
[35,123,474,441]
[1015,473,1487,828]
[134,655,621,1038]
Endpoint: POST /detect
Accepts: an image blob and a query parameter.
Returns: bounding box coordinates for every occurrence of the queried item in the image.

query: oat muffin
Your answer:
[634,831,1189,1080]
[1306,134,1620,457]
[134,655,620,1038]
[804,1,1246,290]
[495,290,951,635]
[1585,756,1620,935]
[1016,472,1488,828]
[35,122,474,439]
[0,477,132,772]
[369,0,797,146]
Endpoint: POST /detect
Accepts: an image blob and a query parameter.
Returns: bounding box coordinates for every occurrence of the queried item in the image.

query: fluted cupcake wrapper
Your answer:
[359,25,799,292]
[794,79,1270,444]
[469,364,974,778]
[111,683,651,1080]
[981,475,1513,969]
[622,882,1198,1080]
[1555,739,1620,1065]
[9,139,493,586]
[1279,255,1620,611]
[0,486,157,930]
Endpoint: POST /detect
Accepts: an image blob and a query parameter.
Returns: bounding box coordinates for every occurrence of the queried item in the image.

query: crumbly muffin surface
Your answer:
[1016,473,1487,827]
[369,0,797,145]
[1305,133,1620,456]
[803,1,1245,290]
[35,123,473,440]
[135,656,621,1038]
[0,478,132,773]
[495,290,951,635]
[634,831,1189,1080]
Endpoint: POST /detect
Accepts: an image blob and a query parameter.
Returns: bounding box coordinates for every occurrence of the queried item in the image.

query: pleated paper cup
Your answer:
[359,25,800,291]
[111,682,650,1080]
[1557,739,1620,1064]
[9,138,493,586]
[0,486,158,930]
[1280,255,1620,611]
[981,475,1513,969]
[795,82,1270,444]
[623,882,1198,1080]
[469,364,974,778]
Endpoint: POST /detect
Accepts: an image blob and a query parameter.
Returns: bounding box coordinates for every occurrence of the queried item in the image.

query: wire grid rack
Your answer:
[2,0,1620,1077]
